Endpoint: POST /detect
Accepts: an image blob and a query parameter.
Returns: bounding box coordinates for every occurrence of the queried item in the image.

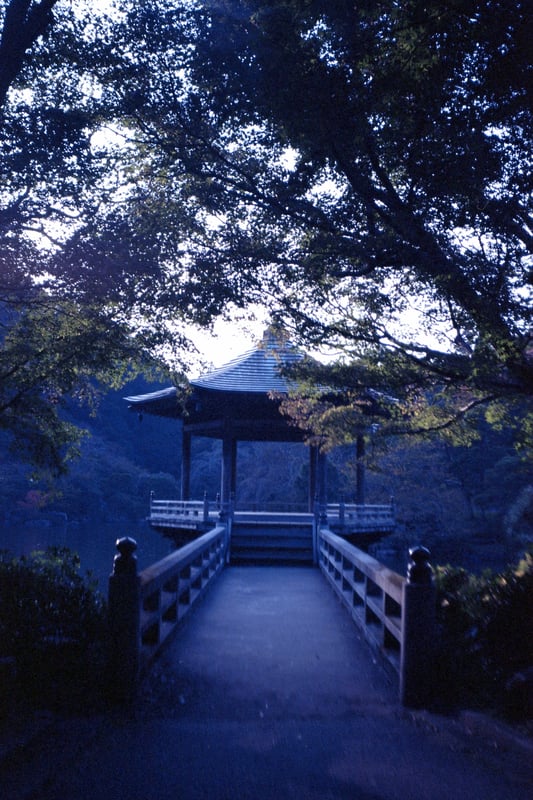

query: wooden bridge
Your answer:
[108,515,434,710]
[5,538,529,800]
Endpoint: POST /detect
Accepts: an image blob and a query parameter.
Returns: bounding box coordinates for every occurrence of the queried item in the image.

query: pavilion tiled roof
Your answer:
[124,329,304,418]
[192,330,302,394]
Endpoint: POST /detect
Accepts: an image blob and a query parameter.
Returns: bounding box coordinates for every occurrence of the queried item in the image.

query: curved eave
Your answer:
[125,387,181,418]
[124,330,396,438]
[126,386,306,441]
[125,332,304,421]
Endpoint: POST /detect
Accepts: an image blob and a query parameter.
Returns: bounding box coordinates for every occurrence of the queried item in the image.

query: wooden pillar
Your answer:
[231,438,237,497]
[317,449,327,508]
[356,433,365,505]
[181,429,191,501]
[221,429,237,507]
[309,445,318,511]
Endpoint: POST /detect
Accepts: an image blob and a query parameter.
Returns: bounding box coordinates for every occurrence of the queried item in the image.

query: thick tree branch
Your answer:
[0,0,58,107]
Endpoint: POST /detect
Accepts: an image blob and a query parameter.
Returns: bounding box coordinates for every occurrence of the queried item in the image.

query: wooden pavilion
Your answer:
[125,329,329,512]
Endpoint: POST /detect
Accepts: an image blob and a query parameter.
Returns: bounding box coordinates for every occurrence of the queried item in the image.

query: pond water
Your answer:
[0,519,175,594]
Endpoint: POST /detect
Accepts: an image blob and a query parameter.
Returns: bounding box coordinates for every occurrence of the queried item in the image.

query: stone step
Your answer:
[230,547,313,565]
[230,524,314,564]
[230,547,313,560]
[231,533,312,546]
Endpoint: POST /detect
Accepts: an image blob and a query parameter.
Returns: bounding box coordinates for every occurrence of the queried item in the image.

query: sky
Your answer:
[188,311,343,378]
[188,311,269,373]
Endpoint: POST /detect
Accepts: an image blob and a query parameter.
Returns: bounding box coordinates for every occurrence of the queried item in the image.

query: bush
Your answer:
[0,546,108,710]
[435,546,533,712]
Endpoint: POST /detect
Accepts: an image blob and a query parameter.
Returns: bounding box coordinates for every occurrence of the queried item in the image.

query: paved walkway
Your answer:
[1,566,532,799]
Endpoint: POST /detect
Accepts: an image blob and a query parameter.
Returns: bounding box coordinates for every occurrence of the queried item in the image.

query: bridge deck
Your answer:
[148,565,397,719]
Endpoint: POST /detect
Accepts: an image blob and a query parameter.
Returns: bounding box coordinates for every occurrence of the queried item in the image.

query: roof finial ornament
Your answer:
[261,323,290,353]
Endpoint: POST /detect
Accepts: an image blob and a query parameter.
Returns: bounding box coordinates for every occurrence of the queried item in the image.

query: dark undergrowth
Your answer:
[434,545,533,720]
[0,547,109,714]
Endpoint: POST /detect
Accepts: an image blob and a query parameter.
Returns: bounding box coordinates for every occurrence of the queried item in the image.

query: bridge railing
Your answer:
[318,526,436,707]
[108,525,227,702]
[138,526,227,666]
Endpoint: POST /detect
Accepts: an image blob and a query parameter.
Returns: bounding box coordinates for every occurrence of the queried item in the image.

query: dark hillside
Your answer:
[0,377,530,573]
[0,377,182,524]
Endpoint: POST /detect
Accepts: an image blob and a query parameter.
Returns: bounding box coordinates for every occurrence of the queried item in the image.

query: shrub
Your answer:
[0,546,108,709]
[435,546,533,712]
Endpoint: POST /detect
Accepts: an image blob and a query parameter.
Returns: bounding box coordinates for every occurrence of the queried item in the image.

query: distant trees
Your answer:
[0,380,182,522]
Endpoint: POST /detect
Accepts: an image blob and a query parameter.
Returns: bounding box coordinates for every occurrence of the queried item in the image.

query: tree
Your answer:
[0,0,57,106]
[0,298,144,473]
[2,1,532,475]
[0,1,196,474]
[98,0,531,442]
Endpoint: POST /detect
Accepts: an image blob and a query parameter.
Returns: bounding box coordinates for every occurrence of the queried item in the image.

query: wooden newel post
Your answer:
[400,546,437,708]
[108,537,141,703]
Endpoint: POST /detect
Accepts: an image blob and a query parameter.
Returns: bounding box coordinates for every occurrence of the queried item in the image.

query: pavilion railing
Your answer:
[149,496,395,532]
[149,496,214,526]
[325,501,395,531]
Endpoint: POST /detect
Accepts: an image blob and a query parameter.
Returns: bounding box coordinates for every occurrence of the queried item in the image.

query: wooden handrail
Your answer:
[109,518,434,708]
[318,526,404,672]
[325,502,395,528]
[138,526,227,669]
[150,498,214,524]
[317,527,436,707]
[108,526,227,700]
[148,497,395,532]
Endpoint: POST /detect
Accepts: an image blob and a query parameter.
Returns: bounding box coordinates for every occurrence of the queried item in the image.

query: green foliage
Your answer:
[435,548,533,710]
[0,546,108,708]
[0,1,193,476]
[278,354,533,473]
[0,298,147,477]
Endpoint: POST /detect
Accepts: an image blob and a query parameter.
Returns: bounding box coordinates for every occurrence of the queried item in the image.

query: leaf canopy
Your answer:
[0,0,531,471]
